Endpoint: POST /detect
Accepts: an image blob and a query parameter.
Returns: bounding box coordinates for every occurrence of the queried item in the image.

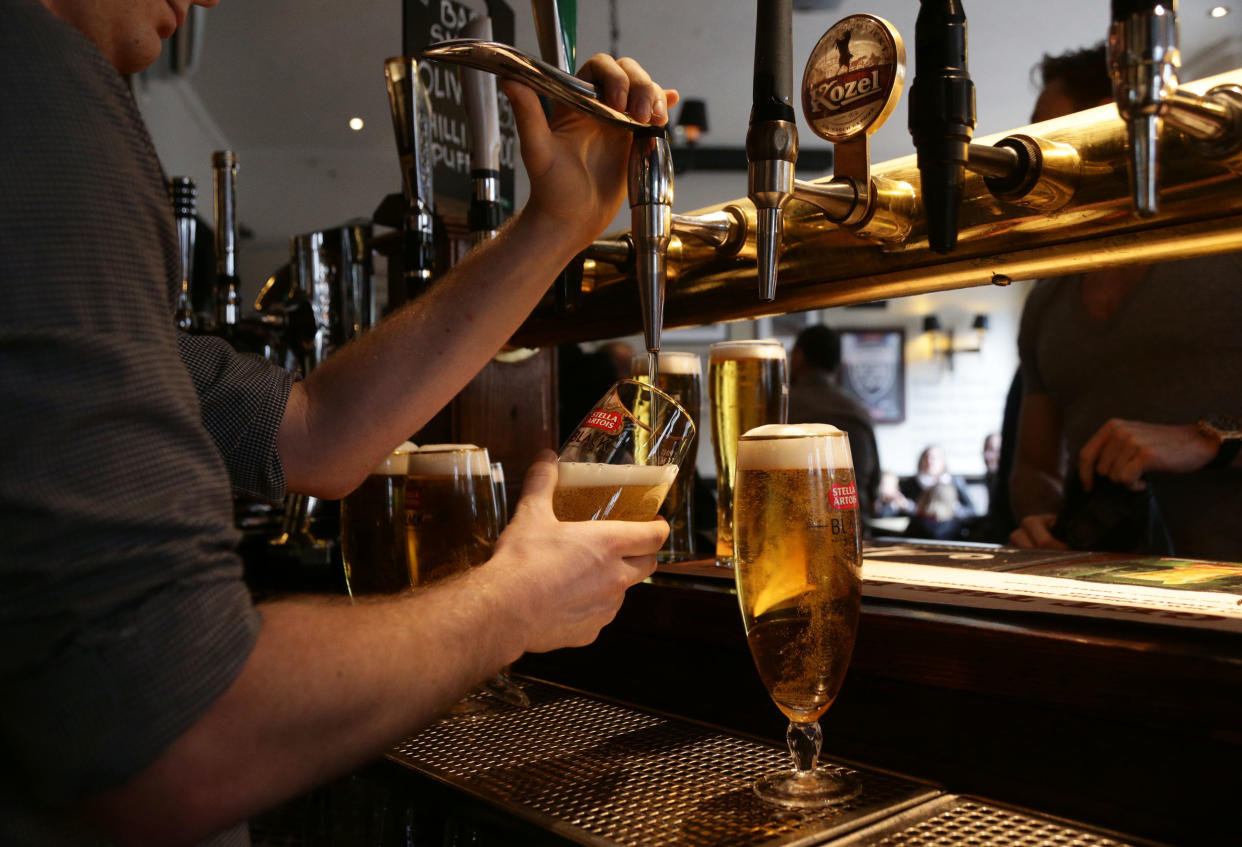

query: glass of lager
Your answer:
[630,351,702,559]
[404,444,498,586]
[555,379,695,522]
[340,441,418,597]
[733,424,862,808]
[709,339,788,565]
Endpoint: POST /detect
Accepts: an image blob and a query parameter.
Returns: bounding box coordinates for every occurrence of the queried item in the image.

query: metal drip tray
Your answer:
[835,794,1163,846]
[388,678,938,846]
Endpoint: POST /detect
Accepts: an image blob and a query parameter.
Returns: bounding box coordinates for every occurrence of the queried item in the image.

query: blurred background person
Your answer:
[900,445,976,540]
[787,324,881,522]
[1009,43,1242,559]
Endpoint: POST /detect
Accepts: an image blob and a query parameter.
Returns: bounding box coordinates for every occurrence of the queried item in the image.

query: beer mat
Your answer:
[862,559,1242,633]
[863,540,1086,571]
[389,678,939,847]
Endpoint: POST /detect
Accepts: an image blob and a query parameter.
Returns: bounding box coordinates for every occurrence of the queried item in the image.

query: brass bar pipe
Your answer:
[511,70,1242,350]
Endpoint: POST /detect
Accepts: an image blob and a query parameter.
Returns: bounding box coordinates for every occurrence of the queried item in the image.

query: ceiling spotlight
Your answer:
[1209,6,1230,17]
[349,117,364,131]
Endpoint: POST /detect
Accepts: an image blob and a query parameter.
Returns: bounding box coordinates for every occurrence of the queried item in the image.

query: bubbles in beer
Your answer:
[553,461,677,521]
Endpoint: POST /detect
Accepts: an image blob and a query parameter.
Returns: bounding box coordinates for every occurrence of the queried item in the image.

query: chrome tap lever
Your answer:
[461,17,504,246]
[747,0,796,302]
[629,128,674,354]
[384,56,437,297]
[1108,0,1179,217]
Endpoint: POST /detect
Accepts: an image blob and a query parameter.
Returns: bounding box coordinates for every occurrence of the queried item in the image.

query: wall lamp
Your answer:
[923,313,988,369]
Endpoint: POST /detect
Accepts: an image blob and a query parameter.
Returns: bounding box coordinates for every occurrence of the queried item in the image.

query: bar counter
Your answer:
[504,555,1240,846]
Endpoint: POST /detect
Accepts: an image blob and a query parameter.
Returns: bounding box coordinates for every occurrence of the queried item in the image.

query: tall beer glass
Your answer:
[630,351,702,559]
[734,423,862,808]
[405,444,497,585]
[710,339,788,564]
[555,379,695,522]
[340,442,417,597]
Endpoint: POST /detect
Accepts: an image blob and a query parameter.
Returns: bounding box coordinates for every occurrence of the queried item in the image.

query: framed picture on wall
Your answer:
[839,328,906,424]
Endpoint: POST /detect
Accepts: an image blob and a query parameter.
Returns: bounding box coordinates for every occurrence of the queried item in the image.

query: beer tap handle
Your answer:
[461,17,504,246]
[384,56,437,298]
[908,0,976,253]
[1108,0,1178,217]
[747,0,796,302]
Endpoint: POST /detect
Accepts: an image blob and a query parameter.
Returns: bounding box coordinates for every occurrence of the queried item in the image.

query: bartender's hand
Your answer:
[1009,513,1067,549]
[1078,418,1217,492]
[502,55,679,249]
[484,450,666,653]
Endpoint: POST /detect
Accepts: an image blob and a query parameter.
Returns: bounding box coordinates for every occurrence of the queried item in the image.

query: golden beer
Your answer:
[734,424,861,724]
[631,351,702,557]
[340,443,416,596]
[710,340,787,563]
[404,445,497,585]
[552,461,678,521]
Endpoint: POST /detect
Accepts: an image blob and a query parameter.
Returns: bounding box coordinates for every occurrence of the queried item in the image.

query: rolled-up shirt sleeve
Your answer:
[178,334,295,503]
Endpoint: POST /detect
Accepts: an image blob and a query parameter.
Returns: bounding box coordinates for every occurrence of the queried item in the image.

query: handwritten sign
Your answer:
[403,0,517,220]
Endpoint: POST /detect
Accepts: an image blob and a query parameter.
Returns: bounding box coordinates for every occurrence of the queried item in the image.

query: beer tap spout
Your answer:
[1108,0,1179,217]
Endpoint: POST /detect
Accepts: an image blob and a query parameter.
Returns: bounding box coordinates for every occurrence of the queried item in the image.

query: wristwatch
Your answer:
[1197,414,1242,470]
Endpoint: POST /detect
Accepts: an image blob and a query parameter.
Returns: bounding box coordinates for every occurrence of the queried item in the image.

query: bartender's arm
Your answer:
[278,56,679,499]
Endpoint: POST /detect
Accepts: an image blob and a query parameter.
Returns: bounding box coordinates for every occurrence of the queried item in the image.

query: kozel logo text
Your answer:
[809,68,886,114]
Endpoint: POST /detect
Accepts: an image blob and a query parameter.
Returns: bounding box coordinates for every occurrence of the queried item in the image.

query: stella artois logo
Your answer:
[802,14,905,144]
[831,483,859,511]
[583,409,624,435]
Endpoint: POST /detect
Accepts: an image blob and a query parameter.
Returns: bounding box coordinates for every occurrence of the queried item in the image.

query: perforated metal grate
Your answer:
[836,795,1157,847]
[388,678,938,847]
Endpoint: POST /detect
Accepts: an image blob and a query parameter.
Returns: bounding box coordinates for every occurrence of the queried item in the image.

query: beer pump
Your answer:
[422,38,706,359]
[1109,0,1242,216]
[747,0,796,302]
[907,0,975,254]
[791,15,914,245]
[461,16,504,246]
[169,176,198,332]
[384,56,437,299]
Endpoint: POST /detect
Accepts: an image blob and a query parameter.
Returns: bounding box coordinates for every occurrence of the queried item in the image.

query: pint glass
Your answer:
[709,339,788,564]
[630,351,702,558]
[340,442,417,597]
[404,444,497,585]
[734,423,862,807]
[555,379,696,522]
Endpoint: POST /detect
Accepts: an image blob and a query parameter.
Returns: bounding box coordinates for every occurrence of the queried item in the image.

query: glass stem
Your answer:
[787,720,822,776]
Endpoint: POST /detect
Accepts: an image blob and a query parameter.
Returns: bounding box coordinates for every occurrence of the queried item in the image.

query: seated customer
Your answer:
[899,446,976,539]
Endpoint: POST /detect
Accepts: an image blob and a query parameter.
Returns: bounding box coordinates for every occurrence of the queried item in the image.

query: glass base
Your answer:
[754,769,860,809]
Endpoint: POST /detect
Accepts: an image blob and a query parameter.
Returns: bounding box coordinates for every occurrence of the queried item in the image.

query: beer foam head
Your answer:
[709,339,787,362]
[631,351,701,375]
[737,423,854,470]
[408,444,492,476]
[556,461,677,488]
[372,450,410,476]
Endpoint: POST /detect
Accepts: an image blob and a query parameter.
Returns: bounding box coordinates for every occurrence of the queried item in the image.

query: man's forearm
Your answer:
[279,208,588,498]
[86,566,524,847]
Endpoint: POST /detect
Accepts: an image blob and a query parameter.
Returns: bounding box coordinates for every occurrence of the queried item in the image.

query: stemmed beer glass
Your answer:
[733,424,863,807]
[555,379,696,522]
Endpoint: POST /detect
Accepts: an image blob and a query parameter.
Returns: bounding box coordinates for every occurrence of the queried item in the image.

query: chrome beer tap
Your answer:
[792,15,913,244]
[747,0,796,302]
[421,38,683,356]
[384,56,437,298]
[1110,1,1242,216]
[461,16,504,246]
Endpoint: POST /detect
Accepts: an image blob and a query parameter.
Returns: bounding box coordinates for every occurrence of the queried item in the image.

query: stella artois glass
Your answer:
[709,339,788,565]
[734,423,862,808]
[630,351,703,559]
[555,379,696,522]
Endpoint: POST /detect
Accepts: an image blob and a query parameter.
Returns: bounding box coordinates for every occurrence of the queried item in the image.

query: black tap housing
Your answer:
[908,0,976,254]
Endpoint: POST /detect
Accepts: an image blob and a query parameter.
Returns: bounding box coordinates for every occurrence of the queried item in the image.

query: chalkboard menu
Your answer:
[403,0,517,221]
